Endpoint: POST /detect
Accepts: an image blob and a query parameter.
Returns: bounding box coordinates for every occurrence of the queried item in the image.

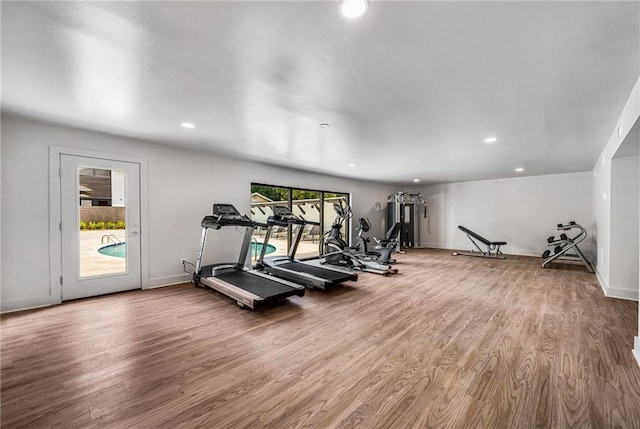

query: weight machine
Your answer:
[386,191,427,251]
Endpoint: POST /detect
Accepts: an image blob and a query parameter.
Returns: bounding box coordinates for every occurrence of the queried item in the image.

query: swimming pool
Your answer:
[97,242,273,259]
[98,242,126,258]
[251,242,276,255]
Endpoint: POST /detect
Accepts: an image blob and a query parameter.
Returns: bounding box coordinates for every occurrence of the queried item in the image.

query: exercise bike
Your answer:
[319,201,398,276]
[351,218,399,264]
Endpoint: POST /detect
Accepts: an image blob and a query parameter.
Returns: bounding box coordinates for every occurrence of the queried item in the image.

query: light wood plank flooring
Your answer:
[2,249,639,428]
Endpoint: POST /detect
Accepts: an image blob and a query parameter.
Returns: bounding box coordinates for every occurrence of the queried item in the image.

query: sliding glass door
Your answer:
[250,184,350,261]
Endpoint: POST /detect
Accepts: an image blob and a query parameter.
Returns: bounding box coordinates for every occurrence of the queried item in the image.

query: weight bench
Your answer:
[453,225,507,259]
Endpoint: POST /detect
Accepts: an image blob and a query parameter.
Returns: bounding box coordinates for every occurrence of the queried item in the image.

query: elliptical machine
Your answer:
[319,201,398,276]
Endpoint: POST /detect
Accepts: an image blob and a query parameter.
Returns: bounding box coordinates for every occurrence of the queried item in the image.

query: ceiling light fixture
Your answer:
[340,0,368,19]
[515,167,524,172]
[483,136,498,144]
[348,163,356,167]
[181,122,195,129]
[413,178,420,183]
[319,123,330,128]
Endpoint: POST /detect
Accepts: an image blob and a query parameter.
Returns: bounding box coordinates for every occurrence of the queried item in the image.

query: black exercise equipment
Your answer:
[255,206,358,289]
[376,222,402,249]
[193,203,305,309]
[319,201,398,275]
[351,218,399,264]
[387,191,427,251]
[453,225,507,259]
[541,221,594,272]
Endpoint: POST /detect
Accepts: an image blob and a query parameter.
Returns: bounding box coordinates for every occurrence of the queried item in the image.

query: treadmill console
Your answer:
[213,203,241,218]
[272,206,296,218]
[269,205,304,226]
[202,204,253,229]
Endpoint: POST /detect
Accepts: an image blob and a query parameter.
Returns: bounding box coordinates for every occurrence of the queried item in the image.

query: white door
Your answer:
[60,155,141,300]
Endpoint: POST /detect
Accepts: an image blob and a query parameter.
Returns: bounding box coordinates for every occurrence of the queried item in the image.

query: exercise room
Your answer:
[1,1,639,428]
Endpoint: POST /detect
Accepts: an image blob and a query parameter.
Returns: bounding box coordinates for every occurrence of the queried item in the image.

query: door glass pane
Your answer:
[250,185,290,263]
[292,189,321,259]
[78,167,127,277]
[323,193,350,246]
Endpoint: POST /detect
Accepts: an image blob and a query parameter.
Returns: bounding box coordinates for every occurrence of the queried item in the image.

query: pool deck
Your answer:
[80,230,126,277]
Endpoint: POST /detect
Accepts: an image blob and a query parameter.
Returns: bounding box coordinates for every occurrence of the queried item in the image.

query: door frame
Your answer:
[48,145,149,304]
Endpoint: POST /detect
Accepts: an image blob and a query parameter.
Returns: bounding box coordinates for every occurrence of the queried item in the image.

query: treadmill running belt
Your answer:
[277,262,355,281]
[215,271,302,300]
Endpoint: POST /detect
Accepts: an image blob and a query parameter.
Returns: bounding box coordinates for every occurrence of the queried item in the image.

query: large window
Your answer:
[250,184,350,261]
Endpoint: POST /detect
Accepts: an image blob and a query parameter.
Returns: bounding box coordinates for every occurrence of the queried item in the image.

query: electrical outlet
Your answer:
[180,258,186,265]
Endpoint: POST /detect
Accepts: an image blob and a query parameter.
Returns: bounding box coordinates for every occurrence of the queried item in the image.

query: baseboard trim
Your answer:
[634,337,640,368]
[1,297,54,314]
[421,243,451,250]
[420,243,545,258]
[1,275,191,313]
[146,274,191,289]
[594,269,639,301]
[605,287,639,301]
[595,268,609,297]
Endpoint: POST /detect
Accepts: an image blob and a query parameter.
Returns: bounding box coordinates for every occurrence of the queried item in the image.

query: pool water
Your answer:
[98,242,126,258]
[98,242,271,259]
[251,242,276,255]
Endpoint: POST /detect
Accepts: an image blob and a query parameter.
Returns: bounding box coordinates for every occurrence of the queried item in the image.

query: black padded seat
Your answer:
[455,225,507,259]
[457,225,506,246]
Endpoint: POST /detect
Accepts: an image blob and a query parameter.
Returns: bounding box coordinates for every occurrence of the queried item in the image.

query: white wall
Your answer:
[0,113,395,312]
[418,172,593,258]
[592,77,640,301]
[609,156,639,299]
[589,75,640,365]
[637,157,640,367]
[0,116,3,305]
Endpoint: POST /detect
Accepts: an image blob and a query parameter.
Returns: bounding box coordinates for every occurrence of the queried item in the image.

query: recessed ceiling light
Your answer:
[483,136,498,144]
[181,122,195,129]
[319,123,330,128]
[340,0,368,19]
[348,163,356,168]
[413,178,420,183]
[515,167,524,172]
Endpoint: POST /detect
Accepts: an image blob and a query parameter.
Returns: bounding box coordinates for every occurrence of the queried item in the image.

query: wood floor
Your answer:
[2,249,639,428]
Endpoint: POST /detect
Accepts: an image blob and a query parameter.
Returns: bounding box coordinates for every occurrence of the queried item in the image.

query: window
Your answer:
[250,184,350,261]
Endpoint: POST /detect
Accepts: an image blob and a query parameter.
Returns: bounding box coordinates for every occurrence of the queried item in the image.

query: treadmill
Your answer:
[255,206,358,289]
[193,203,305,309]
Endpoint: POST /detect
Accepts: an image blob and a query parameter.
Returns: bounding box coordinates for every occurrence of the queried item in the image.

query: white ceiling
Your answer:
[2,1,639,184]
